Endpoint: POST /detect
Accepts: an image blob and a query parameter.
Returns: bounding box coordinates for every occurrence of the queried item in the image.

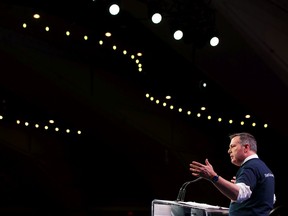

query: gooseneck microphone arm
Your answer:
[176,177,203,202]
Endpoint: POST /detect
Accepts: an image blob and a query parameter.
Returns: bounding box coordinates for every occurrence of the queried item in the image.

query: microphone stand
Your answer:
[176,177,202,202]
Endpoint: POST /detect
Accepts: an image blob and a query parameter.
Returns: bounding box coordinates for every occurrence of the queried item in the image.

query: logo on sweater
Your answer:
[264,173,274,178]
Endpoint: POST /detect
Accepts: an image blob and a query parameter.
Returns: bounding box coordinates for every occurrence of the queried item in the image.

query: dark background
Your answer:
[0,0,287,215]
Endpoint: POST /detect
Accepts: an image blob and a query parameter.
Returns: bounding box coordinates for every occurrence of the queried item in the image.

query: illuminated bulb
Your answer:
[33,14,40,19]
[109,4,120,15]
[151,13,162,24]
[173,30,183,40]
[210,36,219,47]
[105,32,112,37]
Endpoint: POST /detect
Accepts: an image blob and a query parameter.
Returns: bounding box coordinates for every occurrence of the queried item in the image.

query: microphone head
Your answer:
[176,177,203,202]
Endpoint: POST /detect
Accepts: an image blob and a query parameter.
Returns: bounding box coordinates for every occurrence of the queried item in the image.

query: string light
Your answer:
[1,5,269,140]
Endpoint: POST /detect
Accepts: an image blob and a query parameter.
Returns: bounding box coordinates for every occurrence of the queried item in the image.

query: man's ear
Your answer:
[246,143,251,151]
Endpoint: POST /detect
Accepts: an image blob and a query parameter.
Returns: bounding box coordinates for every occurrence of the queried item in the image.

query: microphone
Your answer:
[176,177,202,202]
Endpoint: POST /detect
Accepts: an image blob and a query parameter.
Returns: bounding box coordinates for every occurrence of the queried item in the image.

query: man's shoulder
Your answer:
[244,158,273,173]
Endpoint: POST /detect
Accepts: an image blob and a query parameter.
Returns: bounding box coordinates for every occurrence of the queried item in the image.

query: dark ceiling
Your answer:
[0,0,288,215]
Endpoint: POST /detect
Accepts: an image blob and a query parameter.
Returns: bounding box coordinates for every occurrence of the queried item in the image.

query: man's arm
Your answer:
[212,175,240,201]
[189,159,240,201]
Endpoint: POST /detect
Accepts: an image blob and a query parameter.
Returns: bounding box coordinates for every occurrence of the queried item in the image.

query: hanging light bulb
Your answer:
[151,12,162,24]
[109,3,120,15]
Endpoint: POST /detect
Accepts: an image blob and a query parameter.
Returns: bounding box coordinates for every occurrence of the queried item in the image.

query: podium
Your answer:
[152,199,229,216]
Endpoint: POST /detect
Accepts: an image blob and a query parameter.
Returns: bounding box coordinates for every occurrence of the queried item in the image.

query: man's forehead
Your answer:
[231,136,240,141]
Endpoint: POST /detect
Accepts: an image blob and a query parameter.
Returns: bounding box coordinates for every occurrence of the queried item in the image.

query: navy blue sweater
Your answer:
[229,158,275,216]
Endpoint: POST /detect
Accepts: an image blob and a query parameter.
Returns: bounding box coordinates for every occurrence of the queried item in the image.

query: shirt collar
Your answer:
[242,154,258,165]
